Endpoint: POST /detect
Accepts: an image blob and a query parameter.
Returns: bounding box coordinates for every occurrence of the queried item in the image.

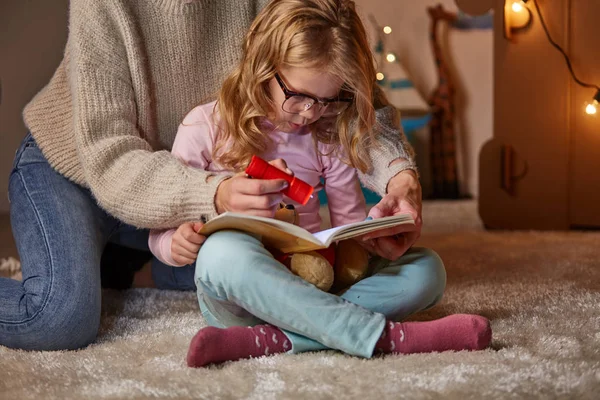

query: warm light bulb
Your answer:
[512,2,524,13]
[383,26,392,34]
[585,101,598,115]
[386,53,396,63]
[586,90,600,116]
[376,72,385,81]
[504,0,531,40]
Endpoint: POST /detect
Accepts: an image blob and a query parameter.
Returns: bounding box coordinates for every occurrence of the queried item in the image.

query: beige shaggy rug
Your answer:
[1,200,599,399]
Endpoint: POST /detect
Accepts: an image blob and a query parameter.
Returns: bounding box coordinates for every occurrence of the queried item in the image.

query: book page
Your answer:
[199,212,326,252]
[312,214,414,246]
[200,212,414,253]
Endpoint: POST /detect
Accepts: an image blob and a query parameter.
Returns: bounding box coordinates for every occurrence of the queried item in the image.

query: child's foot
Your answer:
[187,324,290,367]
[375,314,492,355]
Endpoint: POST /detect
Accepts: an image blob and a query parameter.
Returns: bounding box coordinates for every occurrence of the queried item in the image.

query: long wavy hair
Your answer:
[214,0,378,172]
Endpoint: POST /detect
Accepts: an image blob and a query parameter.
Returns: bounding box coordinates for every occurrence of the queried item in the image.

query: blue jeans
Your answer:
[195,230,446,358]
[0,134,195,351]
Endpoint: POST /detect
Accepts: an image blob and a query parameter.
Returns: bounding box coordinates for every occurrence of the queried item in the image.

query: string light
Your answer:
[529,0,599,117]
[585,103,597,116]
[367,15,392,83]
[511,2,524,13]
[585,90,600,116]
[504,0,531,40]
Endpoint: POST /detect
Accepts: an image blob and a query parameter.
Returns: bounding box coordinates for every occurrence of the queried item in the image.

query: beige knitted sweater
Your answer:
[23,0,416,229]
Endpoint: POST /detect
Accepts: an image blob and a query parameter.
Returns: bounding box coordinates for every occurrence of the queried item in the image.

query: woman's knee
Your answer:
[43,307,101,350]
[1,291,100,351]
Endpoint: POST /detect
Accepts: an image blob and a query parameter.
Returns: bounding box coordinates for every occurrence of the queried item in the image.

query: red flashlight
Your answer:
[245,155,314,205]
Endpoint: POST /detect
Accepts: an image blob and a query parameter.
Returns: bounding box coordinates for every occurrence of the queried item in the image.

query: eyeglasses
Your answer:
[275,73,353,117]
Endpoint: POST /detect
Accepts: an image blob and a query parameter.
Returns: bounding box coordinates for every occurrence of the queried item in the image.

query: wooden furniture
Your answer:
[457,0,600,229]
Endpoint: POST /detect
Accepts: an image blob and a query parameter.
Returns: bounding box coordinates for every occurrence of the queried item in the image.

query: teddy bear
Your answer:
[273,203,370,292]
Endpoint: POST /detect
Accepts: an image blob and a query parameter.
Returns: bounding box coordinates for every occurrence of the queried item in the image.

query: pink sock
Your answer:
[375,314,492,354]
[187,324,289,367]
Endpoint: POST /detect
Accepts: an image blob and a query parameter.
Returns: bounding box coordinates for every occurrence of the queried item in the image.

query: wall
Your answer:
[355,0,494,198]
[0,0,69,213]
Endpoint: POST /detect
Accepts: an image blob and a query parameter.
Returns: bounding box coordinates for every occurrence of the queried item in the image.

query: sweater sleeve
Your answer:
[256,0,271,13]
[148,105,218,264]
[357,86,418,196]
[68,0,231,229]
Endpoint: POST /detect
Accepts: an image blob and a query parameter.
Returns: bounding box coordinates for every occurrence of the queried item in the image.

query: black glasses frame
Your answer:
[274,73,353,115]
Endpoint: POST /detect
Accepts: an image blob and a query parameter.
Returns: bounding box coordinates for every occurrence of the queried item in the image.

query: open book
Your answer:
[198,212,415,253]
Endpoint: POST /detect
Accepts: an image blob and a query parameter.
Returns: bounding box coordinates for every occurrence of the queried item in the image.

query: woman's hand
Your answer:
[171,222,206,266]
[359,169,423,260]
[214,158,292,217]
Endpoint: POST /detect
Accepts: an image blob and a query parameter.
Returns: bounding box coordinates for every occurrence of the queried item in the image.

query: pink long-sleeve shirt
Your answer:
[149,101,367,266]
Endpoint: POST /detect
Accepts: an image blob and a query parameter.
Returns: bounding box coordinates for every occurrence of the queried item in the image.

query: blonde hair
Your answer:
[215,0,378,172]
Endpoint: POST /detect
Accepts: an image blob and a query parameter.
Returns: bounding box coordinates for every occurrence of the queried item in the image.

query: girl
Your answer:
[150,0,491,367]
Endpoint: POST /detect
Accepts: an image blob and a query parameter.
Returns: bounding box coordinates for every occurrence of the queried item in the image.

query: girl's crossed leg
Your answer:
[188,230,491,366]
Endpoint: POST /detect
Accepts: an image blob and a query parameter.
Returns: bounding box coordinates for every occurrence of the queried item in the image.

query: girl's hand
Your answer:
[359,169,422,260]
[214,158,292,218]
[171,222,206,266]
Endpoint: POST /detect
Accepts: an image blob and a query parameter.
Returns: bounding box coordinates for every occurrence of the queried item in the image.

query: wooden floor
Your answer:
[0,213,18,260]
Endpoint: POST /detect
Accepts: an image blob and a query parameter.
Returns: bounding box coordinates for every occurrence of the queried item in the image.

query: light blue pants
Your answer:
[195,230,446,358]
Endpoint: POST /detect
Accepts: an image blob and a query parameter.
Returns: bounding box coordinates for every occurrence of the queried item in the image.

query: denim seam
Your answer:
[10,143,27,173]
[1,169,55,325]
[106,220,122,240]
